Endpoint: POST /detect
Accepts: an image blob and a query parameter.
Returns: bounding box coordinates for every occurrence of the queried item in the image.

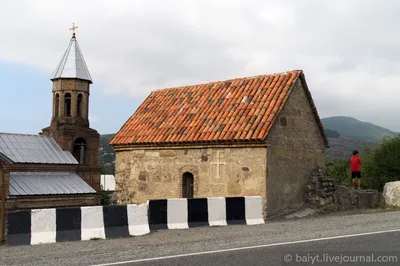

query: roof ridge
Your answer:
[150,70,303,94]
[0,132,51,137]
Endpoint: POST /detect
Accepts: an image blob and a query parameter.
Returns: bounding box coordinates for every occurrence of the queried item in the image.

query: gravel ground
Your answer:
[1,209,400,266]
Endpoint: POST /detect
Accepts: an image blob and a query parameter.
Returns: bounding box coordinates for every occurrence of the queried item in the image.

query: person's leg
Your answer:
[358,172,361,189]
[351,172,356,188]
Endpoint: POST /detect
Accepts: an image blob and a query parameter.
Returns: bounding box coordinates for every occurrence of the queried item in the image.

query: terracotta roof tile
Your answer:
[110,70,329,147]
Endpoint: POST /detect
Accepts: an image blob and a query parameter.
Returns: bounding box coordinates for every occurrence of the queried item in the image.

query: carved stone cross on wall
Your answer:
[211,150,226,179]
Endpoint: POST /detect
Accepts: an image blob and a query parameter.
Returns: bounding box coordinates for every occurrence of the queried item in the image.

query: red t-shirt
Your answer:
[350,155,362,172]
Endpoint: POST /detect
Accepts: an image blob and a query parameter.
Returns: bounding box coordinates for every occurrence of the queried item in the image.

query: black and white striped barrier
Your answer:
[148,196,264,230]
[6,196,264,246]
[6,204,149,246]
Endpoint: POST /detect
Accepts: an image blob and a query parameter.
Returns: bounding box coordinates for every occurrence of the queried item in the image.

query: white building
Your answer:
[101,174,115,191]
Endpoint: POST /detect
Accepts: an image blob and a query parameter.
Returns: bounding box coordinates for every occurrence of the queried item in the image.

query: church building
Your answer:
[0,26,101,215]
[110,70,329,217]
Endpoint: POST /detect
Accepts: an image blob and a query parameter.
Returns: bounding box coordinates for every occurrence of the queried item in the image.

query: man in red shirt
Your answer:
[350,150,362,189]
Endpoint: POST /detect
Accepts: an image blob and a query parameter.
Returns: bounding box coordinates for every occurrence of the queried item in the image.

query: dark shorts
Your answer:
[351,171,361,179]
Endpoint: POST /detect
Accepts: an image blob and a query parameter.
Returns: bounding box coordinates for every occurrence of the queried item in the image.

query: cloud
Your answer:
[1,0,400,130]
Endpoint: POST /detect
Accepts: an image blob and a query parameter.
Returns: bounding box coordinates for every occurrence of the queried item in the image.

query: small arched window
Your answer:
[182,172,194,198]
[55,93,59,117]
[77,93,83,117]
[64,93,71,117]
[72,138,87,164]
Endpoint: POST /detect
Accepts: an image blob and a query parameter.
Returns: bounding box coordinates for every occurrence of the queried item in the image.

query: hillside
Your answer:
[99,134,116,174]
[321,116,398,143]
[98,116,399,171]
[321,116,398,161]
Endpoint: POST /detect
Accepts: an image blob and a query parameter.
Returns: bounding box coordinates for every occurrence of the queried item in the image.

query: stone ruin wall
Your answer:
[305,167,382,212]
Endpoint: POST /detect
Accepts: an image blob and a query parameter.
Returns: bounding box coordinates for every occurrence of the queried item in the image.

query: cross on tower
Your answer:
[211,150,226,179]
[69,22,78,38]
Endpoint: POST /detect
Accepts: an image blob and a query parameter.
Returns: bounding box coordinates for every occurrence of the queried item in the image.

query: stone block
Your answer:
[382,181,400,207]
[145,151,160,157]
[357,189,380,208]
[159,151,176,157]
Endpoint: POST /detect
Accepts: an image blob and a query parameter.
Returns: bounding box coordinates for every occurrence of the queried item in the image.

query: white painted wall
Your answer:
[101,174,115,191]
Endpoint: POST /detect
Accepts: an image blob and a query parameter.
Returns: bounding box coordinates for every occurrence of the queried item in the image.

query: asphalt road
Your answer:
[114,231,400,266]
[1,210,400,266]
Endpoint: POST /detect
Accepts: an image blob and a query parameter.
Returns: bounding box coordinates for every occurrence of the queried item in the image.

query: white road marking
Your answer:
[90,228,400,266]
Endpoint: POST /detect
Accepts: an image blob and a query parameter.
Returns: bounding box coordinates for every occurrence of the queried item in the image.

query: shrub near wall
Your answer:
[325,159,351,186]
[362,137,400,191]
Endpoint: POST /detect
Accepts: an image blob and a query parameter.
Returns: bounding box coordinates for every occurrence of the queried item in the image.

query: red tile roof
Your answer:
[110,70,328,147]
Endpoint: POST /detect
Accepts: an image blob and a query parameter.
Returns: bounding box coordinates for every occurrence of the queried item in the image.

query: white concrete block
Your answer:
[167,198,188,229]
[207,197,227,226]
[245,196,265,225]
[81,206,105,240]
[31,208,56,245]
[127,204,150,236]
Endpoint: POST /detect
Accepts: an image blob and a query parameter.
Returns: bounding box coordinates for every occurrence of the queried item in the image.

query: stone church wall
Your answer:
[114,146,267,206]
[266,78,326,217]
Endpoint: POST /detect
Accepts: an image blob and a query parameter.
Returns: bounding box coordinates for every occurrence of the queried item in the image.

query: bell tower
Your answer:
[41,23,101,192]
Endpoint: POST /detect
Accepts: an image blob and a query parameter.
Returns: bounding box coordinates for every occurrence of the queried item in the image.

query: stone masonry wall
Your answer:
[305,167,338,212]
[306,167,381,212]
[114,146,267,210]
[266,78,326,217]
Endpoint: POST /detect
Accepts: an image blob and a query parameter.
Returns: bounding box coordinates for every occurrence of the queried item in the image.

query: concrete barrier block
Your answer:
[187,198,209,228]
[102,205,130,239]
[148,199,168,230]
[56,207,82,242]
[167,198,188,229]
[81,206,105,241]
[7,210,31,246]
[225,197,246,225]
[127,204,150,236]
[207,197,227,226]
[244,196,265,225]
[31,208,56,245]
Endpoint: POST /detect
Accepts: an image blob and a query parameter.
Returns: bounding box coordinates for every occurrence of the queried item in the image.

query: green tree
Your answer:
[362,137,400,191]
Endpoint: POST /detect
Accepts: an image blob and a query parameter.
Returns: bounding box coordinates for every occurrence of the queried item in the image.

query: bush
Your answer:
[100,192,111,205]
[362,137,400,191]
[325,159,351,186]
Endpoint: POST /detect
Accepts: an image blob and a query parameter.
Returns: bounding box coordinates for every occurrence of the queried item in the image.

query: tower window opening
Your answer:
[55,93,60,117]
[77,93,83,117]
[73,138,87,164]
[64,93,71,117]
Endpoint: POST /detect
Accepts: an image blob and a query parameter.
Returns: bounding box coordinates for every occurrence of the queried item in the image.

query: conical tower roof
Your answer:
[50,34,92,83]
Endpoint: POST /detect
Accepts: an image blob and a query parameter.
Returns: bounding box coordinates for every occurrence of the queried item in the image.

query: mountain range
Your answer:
[98,116,399,172]
[321,116,398,161]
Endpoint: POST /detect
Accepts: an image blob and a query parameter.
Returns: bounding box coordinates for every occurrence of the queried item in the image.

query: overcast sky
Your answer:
[1,0,400,134]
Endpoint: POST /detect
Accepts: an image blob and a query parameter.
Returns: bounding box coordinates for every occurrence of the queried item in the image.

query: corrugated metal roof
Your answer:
[0,152,13,165]
[0,133,78,164]
[50,36,92,83]
[9,172,96,196]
